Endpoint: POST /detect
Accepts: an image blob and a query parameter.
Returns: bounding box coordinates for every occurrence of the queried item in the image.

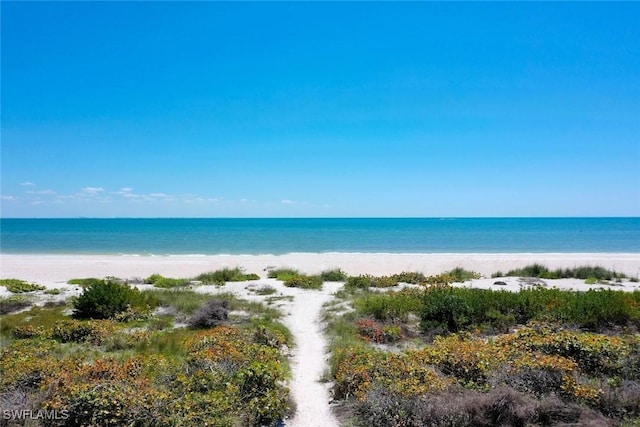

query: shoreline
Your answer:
[1,252,639,283]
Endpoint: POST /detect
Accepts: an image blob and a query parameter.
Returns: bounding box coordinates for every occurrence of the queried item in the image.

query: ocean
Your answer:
[0,218,638,255]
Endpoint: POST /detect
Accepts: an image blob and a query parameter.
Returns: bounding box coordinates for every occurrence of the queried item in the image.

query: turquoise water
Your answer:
[0,218,638,255]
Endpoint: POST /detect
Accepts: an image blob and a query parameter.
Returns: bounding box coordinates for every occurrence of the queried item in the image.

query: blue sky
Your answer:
[1,2,639,218]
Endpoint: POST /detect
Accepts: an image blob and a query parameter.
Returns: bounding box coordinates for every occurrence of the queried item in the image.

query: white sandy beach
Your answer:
[1,252,639,426]
[1,253,639,285]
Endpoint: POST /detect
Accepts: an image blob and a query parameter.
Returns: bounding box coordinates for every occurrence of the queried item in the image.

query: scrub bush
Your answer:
[283,275,323,290]
[320,269,348,282]
[187,299,229,329]
[73,280,147,319]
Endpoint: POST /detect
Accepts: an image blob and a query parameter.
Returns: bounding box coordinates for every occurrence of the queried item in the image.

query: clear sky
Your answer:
[1,2,639,218]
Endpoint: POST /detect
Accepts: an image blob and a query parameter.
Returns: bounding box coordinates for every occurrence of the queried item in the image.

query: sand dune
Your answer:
[1,252,639,426]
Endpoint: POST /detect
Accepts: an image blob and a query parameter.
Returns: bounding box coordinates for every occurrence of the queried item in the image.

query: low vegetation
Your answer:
[0,295,32,315]
[345,274,399,290]
[144,273,191,288]
[267,268,301,281]
[493,263,632,282]
[73,280,152,319]
[1,282,293,427]
[284,275,323,290]
[320,269,348,282]
[187,299,229,328]
[254,285,278,295]
[0,278,46,293]
[142,267,261,288]
[67,277,103,287]
[344,269,482,291]
[3,264,639,426]
[195,267,260,285]
[142,288,210,315]
[326,276,640,426]
[422,285,640,333]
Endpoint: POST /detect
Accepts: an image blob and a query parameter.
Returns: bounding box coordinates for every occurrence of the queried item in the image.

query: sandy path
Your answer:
[191,279,341,427]
[280,283,341,427]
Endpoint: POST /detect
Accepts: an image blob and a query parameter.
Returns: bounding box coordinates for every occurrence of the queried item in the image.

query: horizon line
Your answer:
[1,216,639,220]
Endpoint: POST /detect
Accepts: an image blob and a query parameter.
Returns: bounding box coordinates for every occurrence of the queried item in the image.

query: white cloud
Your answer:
[20,181,36,187]
[82,187,104,194]
[1,195,16,201]
[27,190,57,195]
[149,193,169,198]
[183,196,221,204]
[281,199,313,206]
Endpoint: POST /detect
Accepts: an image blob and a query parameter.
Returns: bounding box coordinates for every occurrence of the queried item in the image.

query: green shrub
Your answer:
[354,289,424,322]
[500,264,627,281]
[391,271,428,284]
[153,277,191,288]
[67,278,102,287]
[73,280,147,319]
[144,273,164,284]
[196,267,260,285]
[284,275,323,290]
[447,267,481,282]
[420,285,640,333]
[0,279,46,293]
[321,269,348,282]
[345,275,399,290]
[143,274,190,288]
[422,287,470,333]
[345,275,375,289]
[569,289,639,330]
[267,268,300,281]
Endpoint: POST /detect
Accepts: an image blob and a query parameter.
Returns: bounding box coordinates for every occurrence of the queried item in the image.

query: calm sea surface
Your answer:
[0,218,638,255]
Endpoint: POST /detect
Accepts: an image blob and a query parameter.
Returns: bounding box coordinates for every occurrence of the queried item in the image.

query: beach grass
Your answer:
[267,267,301,281]
[195,267,260,285]
[142,289,210,315]
[144,274,191,288]
[0,278,46,293]
[253,285,278,295]
[493,263,629,281]
[67,277,103,287]
[320,268,348,282]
